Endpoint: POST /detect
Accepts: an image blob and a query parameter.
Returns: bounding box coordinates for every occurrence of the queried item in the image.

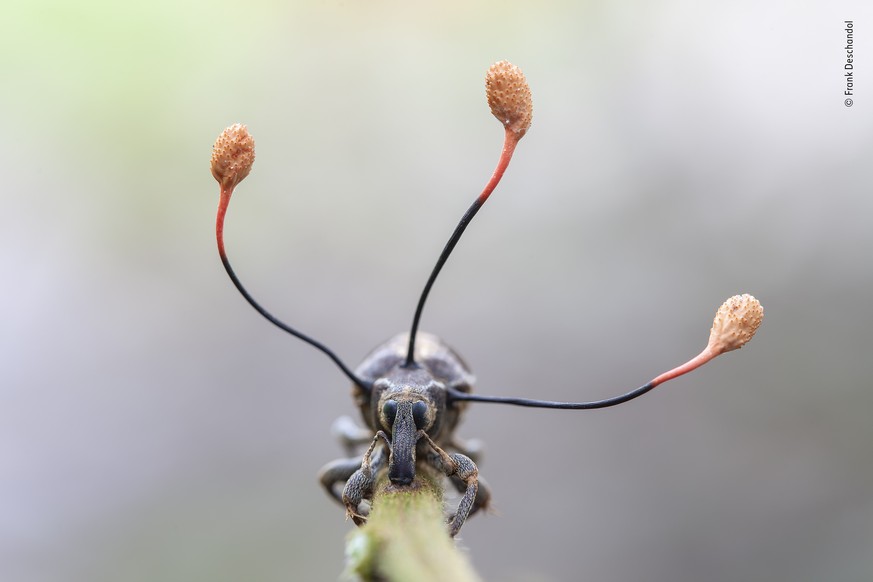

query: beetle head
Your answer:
[372,366,444,485]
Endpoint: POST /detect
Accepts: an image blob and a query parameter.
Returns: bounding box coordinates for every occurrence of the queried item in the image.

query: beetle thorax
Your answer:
[352,332,474,443]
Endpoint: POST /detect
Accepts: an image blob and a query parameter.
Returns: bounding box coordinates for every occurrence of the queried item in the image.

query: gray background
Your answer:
[3,1,872,581]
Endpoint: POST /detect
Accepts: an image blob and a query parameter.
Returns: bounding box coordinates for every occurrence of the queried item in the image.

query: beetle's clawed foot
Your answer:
[345,504,368,526]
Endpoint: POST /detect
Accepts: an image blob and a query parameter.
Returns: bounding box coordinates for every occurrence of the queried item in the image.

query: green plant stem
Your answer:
[344,471,482,582]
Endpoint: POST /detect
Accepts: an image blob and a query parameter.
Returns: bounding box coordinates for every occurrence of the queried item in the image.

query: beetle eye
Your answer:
[412,401,428,429]
[382,400,398,427]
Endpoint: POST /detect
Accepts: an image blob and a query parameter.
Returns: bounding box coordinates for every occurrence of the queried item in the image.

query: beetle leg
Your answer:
[420,431,479,537]
[318,457,365,506]
[449,473,491,520]
[330,415,375,457]
[448,435,485,464]
[342,431,390,526]
[319,417,377,505]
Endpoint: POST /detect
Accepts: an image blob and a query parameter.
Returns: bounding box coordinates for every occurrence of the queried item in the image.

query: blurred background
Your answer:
[3,1,872,581]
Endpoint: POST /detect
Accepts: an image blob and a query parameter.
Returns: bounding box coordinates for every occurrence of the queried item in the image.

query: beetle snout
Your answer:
[386,401,423,486]
[387,429,419,485]
[389,466,415,486]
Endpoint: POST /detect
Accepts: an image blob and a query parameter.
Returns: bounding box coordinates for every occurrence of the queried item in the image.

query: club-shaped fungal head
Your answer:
[211,123,255,192]
[486,61,533,139]
[707,294,764,356]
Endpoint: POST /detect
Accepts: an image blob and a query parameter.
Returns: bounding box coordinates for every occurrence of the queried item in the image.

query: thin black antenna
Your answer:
[404,196,486,367]
[217,249,370,392]
[446,382,657,409]
[405,128,524,367]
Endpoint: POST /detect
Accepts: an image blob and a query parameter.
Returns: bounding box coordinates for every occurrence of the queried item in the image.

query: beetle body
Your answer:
[355,332,472,439]
[319,332,489,536]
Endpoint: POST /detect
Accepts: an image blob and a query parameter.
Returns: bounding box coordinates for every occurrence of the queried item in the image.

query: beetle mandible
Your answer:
[210,61,763,537]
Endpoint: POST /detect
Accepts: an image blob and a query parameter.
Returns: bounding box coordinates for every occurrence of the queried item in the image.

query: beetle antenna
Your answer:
[405,61,533,367]
[211,124,370,392]
[447,295,764,409]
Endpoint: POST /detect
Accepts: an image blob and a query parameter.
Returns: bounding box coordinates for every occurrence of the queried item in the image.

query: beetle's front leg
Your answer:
[449,473,492,520]
[420,431,479,537]
[342,431,390,526]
